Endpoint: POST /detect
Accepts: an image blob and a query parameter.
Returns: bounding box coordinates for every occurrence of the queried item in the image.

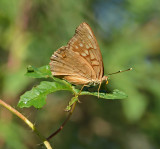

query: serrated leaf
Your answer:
[80,89,128,99]
[18,81,73,108]
[25,65,52,78]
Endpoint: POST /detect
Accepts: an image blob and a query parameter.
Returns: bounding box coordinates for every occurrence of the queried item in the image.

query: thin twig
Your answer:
[0,99,52,149]
[47,101,77,140]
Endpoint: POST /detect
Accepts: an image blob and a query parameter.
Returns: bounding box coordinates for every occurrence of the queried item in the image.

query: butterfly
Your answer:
[49,22,131,96]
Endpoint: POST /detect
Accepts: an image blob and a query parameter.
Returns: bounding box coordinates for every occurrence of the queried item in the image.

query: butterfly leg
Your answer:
[76,84,86,103]
[77,84,85,95]
[98,82,102,98]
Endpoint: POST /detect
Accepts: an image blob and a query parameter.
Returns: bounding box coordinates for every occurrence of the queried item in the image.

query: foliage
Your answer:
[18,65,127,110]
[0,0,160,148]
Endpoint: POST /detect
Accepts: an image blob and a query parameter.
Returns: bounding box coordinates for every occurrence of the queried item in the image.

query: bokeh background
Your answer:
[0,0,160,148]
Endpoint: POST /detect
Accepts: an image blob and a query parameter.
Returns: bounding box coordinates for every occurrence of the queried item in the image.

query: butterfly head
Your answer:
[102,76,109,85]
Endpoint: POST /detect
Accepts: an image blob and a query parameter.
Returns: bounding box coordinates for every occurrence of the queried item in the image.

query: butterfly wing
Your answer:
[50,46,96,84]
[68,22,104,81]
[50,22,103,85]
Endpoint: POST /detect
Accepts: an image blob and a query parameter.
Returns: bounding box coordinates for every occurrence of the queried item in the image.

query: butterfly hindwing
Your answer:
[50,46,96,84]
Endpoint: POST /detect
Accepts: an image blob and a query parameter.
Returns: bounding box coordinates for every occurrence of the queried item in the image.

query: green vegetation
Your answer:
[0,0,160,148]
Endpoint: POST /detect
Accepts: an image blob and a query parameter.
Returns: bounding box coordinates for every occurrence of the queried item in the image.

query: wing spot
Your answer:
[88,35,92,39]
[86,45,89,49]
[88,43,92,48]
[51,55,57,60]
[75,46,78,49]
[84,50,89,55]
[92,61,99,65]
[62,53,66,58]
[89,50,95,59]
[75,52,80,55]
[79,43,83,47]
[81,52,87,57]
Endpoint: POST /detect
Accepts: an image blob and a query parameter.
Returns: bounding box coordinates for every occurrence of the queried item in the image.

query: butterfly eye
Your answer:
[106,80,108,85]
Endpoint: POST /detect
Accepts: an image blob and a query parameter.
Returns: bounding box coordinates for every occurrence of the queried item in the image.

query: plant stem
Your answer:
[0,99,52,149]
[47,101,77,140]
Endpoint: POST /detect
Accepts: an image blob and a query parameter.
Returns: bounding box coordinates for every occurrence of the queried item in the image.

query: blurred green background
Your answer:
[0,0,160,148]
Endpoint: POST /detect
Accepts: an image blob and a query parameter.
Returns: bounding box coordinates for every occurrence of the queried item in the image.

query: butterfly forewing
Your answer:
[50,22,104,85]
[68,23,104,80]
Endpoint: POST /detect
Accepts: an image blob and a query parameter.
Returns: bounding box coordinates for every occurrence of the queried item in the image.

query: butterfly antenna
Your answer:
[108,68,132,76]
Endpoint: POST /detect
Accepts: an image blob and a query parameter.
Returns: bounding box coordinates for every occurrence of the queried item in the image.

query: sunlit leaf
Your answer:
[81,89,128,99]
[25,65,52,78]
[18,81,73,108]
[19,65,128,109]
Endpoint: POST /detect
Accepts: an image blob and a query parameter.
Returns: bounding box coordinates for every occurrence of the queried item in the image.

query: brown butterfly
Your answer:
[49,22,131,96]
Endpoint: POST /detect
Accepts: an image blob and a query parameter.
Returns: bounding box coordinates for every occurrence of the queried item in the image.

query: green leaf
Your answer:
[64,89,127,111]
[18,81,73,108]
[25,65,52,78]
[19,65,128,109]
[80,89,128,99]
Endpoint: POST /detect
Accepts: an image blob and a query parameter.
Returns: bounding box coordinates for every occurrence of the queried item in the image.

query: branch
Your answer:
[0,99,52,149]
[47,101,77,140]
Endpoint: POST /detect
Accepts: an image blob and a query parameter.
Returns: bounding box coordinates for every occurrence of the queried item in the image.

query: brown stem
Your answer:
[47,101,77,140]
[0,99,52,149]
